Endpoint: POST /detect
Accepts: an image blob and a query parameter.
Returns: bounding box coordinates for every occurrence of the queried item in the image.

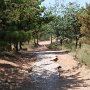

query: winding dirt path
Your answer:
[1,40,89,90]
[38,41,90,90]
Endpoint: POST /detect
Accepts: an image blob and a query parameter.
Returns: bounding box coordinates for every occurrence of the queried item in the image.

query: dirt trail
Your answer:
[57,54,90,90]
[0,40,90,90]
[38,41,90,90]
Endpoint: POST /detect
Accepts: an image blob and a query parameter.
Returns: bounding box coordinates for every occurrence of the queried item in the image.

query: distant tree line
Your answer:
[41,2,90,48]
[0,0,90,52]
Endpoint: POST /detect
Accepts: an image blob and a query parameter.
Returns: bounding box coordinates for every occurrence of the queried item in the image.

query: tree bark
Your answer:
[75,37,78,49]
[33,36,37,47]
[60,39,63,46]
[51,34,52,44]
[15,42,19,52]
[36,33,39,45]
[19,42,22,50]
[79,41,82,48]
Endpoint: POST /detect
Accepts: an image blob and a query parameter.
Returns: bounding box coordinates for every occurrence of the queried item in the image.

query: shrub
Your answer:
[47,43,61,50]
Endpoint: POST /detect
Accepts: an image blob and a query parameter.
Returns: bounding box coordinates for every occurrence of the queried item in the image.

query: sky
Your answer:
[41,0,90,7]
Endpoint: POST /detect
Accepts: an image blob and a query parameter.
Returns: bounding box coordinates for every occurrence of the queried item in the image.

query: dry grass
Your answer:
[76,44,90,67]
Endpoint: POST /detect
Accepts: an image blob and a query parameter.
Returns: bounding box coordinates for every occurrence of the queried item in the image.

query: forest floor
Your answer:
[0,51,37,89]
[0,40,90,90]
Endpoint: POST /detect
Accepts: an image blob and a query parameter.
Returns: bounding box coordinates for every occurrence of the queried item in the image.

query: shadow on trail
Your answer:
[0,51,89,90]
[17,53,89,90]
[18,71,88,90]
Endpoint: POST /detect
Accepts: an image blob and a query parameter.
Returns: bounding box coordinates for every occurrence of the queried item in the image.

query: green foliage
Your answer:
[43,2,82,49]
[79,4,90,44]
[0,0,46,51]
[47,43,61,50]
[57,2,81,40]
[0,51,16,58]
[44,2,81,40]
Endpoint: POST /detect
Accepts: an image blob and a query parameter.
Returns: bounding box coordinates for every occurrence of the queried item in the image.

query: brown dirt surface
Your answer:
[0,40,90,90]
[57,53,90,90]
[0,52,36,90]
[33,40,90,90]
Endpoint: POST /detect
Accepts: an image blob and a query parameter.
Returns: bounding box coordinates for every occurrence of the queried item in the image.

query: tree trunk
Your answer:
[75,37,78,49]
[15,42,19,52]
[79,41,82,48]
[36,33,39,45]
[6,44,12,51]
[60,39,63,46]
[33,36,37,47]
[51,34,52,44]
[20,42,22,50]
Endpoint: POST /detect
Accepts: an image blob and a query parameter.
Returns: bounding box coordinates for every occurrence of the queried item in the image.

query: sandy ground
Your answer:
[0,40,90,90]
[0,53,36,90]
[39,40,90,90]
[39,40,51,45]
[0,59,19,67]
[57,54,90,90]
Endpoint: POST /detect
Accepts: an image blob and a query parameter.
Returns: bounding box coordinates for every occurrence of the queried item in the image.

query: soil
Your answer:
[0,40,90,90]
[38,40,90,90]
[0,52,37,90]
[57,54,90,90]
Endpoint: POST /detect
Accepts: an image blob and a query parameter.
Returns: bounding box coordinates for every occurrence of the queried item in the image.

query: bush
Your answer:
[47,43,62,50]
[0,51,16,58]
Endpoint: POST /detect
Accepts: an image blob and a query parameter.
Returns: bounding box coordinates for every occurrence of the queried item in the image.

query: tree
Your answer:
[79,4,90,44]
[32,7,54,46]
[0,0,46,51]
[60,2,81,48]
[47,2,81,47]
[37,1,90,49]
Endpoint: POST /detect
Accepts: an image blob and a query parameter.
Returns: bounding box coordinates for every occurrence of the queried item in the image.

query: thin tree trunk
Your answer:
[75,37,78,49]
[20,42,22,50]
[60,39,63,46]
[15,42,19,52]
[79,41,82,48]
[51,34,52,44]
[36,33,39,45]
[33,36,37,47]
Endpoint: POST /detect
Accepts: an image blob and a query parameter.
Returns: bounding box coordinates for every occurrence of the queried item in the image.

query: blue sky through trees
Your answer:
[42,0,90,7]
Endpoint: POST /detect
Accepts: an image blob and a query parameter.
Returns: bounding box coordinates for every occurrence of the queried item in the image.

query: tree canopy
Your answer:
[79,4,90,44]
[0,0,48,51]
